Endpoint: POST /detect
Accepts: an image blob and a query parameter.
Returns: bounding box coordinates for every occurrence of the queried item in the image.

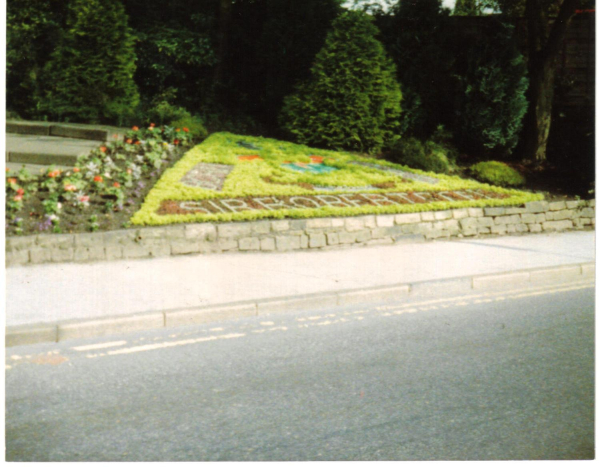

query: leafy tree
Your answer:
[492,0,584,163]
[452,21,529,157]
[41,0,139,124]
[6,0,66,118]
[280,10,402,153]
[378,0,453,137]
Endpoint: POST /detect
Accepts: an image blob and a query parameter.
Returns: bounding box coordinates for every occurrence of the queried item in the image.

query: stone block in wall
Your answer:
[535,213,547,223]
[452,209,469,220]
[467,208,484,217]
[361,216,377,228]
[306,218,332,230]
[542,220,574,231]
[495,215,521,225]
[576,207,595,218]
[105,245,124,260]
[505,207,527,215]
[251,221,271,235]
[548,201,567,211]
[6,236,37,252]
[74,246,106,262]
[300,234,309,249]
[515,224,529,233]
[484,207,506,217]
[566,200,582,209]
[491,224,507,235]
[525,201,549,213]
[218,239,238,251]
[51,248,75,262]
[309,233,327,248]
[355,230,372,243]
[74,232,104,248]
[239,237,260,251]
[37,233,75,249]
[520,213,537,224]
[260,237,276,251]
[506,224,516,233]
[276,236,301,251]
[217,223,252,239]
[338,231,356,244]
[395,213,421,224]
[29,248,53,264]
[478,227,491,234]
[326,232,340,245]
[122,244,152,259]
[271,220,290,232]
[184,224,216,241]
[345,218,364,231]
[477,217,494,228]
[171,241,205,255]
[289,219,308,231]
[420,212,435,221]
[434,210,453,220]
[6,250,29,267]
[547,210,574,221]
[529,224,543,233]
[376,215,395,227]
[332,218,345,228]
[459,217,478,230]
[104,230,139,246]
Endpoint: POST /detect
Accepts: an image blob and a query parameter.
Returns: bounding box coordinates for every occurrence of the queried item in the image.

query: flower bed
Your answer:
[5,124,194,236]
[131,133,543,225]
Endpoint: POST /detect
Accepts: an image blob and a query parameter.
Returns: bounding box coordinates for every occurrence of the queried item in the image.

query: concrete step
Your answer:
[6,133,103,166]
[6,120,127,142]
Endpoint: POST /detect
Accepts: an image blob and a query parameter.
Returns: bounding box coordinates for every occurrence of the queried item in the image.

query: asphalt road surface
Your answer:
[5,280,595,461]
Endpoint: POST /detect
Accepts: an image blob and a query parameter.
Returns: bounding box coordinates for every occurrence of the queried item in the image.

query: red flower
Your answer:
[7,178,17,185]
[47,170,61,178]
[13,194,23,202]
[173,139,180,145]
[126,138,133,144]
[93,175,103,183]
[73,167,80,173]
[149,123,155,128]
[132,126,139,131]
[16,188,25,196]
[113,182,120,188]
[183,127,189,133]
[135,140,142,145]
[100,146,107,153]
[176,128,181,132]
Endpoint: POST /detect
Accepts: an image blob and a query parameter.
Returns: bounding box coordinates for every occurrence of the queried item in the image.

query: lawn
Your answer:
[131,132,542,226]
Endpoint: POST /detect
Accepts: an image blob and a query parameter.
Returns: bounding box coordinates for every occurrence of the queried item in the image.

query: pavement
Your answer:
[5,230,595,346]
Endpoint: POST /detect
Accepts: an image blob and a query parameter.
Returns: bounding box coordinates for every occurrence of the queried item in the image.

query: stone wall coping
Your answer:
[6,199,595,267]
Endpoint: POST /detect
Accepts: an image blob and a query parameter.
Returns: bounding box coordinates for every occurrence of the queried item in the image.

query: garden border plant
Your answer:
[5,123,196,237]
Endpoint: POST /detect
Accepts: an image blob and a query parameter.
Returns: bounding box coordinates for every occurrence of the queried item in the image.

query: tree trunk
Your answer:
[522,58,557,163]
[520,0,580,165]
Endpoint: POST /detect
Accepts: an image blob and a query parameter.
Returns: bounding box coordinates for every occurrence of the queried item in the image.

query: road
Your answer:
[5,279,595,461]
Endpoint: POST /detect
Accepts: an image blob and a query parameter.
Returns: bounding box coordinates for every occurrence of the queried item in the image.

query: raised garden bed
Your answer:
[131,133,542,226]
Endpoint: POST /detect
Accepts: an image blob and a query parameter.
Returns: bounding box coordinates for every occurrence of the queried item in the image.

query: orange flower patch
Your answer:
[238,155,263,162]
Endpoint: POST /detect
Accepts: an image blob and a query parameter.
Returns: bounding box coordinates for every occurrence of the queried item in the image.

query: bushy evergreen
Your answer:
[452,21,528,157]
[41,0,139,124]
[279,10,402,154]
[470,161,525,186]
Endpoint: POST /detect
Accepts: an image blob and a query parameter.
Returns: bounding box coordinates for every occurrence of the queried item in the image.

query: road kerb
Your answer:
[5,262,595,347]
[165,303,257,328]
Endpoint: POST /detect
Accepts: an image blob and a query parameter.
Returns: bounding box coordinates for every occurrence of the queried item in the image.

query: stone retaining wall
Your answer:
[5,199,595,267]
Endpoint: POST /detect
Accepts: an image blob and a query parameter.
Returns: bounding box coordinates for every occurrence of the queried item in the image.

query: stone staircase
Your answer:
[5,120,128,174]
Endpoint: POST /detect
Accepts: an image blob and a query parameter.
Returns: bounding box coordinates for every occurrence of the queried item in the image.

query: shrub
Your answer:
[470,161,525,187]
[386,137,454,174]
[169,115,208,141]
[40,0,139,124]
[279,10,402,154]
[451,21,528,157]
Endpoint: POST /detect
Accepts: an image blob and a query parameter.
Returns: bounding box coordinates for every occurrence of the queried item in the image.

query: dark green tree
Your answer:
[6,0,66,118]
[41,0,139,124]
[279,10,403,154]
[379,0,453,137]
[452,22,529,156]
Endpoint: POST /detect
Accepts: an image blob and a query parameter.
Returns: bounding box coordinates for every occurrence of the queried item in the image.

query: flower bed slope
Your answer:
[131,133,542,225]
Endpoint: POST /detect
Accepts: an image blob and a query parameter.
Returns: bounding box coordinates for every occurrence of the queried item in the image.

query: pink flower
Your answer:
[13,194,23,201]
[64,184,77,192]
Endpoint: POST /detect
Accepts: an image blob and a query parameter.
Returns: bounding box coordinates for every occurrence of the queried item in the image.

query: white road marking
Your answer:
[106,333,246,356]
[72,340,128,352]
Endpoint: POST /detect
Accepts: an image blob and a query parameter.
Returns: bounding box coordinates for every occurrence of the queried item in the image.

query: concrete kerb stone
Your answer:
[5,262,594,347]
